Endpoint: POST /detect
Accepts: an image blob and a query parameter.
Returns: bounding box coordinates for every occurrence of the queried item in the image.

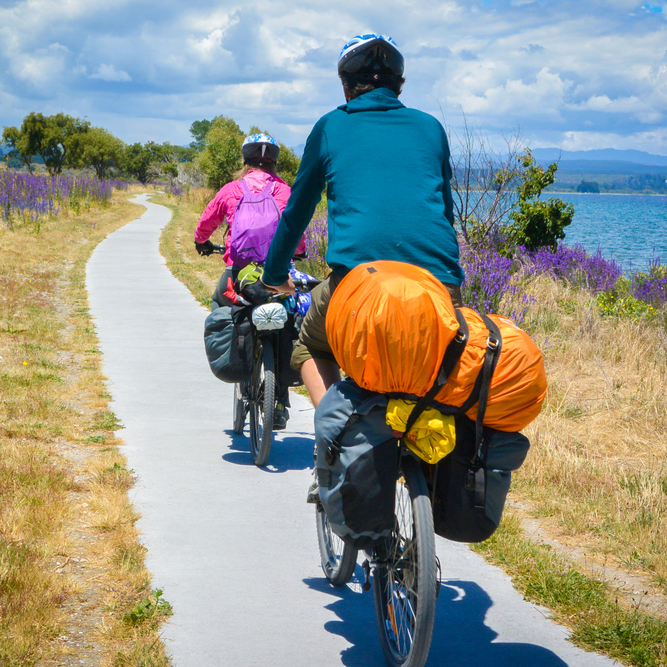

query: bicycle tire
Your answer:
[232,382,246,434]
[249,339,275,467]
[316,506,358,586]
[373,455,437,667]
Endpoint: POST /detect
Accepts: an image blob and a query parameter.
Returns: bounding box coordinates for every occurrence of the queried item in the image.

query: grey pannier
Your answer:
[203,304,254,383]
[315,379,398,550]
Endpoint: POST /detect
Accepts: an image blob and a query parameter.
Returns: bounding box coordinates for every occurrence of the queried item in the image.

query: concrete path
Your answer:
[86,194,619,666]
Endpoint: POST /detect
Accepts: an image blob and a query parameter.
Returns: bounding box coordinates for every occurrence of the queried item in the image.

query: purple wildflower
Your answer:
[459,241,533,322]
[521,244,622,294]
[631,257,667,308]
[0,172,124,227]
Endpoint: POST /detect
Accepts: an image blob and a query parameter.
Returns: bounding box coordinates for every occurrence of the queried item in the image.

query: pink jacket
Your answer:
[194,170,305,266]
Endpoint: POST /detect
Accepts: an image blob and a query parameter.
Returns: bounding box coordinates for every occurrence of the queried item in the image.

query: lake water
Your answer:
[554,193,667,273]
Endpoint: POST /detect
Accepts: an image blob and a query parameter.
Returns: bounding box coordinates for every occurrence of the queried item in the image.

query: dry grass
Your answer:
[0,187,171,666]
[505,276,667,591]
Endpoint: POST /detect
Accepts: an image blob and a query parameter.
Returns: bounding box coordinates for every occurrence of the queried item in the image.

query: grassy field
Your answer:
[0,186,172,666]
[156,187,667,666]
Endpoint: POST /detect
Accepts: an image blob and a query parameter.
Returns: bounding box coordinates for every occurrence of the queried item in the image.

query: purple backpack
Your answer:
[229,180,281,267]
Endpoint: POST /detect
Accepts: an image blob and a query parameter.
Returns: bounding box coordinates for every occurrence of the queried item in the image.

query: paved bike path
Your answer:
[86,194,618,666]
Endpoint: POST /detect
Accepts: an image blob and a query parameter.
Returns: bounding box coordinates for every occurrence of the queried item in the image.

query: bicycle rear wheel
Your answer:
[373,455,437,667]
[316,505,358,586]
[248,339,275,467]
[232,382,246,434]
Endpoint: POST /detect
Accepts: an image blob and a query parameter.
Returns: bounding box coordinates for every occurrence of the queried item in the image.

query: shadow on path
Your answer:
[221,430,314,472]
[305,577,571,667]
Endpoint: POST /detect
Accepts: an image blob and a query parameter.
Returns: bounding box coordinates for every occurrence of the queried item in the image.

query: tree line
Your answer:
[1,112,300,188]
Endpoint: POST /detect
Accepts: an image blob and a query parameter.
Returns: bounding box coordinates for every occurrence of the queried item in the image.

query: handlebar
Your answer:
[293,277,322,293]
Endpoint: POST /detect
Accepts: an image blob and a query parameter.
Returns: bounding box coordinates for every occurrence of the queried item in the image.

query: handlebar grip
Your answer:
[294,278,322,292]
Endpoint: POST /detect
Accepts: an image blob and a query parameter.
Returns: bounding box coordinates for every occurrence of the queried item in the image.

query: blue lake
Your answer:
[554,193,667,273]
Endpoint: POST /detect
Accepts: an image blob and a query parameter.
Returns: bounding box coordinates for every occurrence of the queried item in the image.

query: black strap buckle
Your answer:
[324,443,340,467]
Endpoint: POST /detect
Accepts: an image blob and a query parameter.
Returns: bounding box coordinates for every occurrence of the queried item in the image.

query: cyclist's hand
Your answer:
[195,240,215,256]
[261,276,295,295]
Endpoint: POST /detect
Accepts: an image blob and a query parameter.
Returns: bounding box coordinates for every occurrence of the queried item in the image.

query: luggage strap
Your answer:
[231,304,253,355]
[404,309,469,435]
[461,314,502,509]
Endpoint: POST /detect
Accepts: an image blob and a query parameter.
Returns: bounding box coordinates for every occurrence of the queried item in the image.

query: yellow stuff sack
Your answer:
[386,399,456,464]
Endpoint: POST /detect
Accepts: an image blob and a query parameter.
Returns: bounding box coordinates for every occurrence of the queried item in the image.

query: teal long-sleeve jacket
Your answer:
[263,88,464,288]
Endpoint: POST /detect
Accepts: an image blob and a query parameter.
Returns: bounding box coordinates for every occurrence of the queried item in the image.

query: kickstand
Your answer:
[361,559,371,592]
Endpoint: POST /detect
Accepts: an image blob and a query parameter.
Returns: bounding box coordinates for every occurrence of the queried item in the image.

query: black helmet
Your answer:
[241,133,280,162]
[337,33,404,78]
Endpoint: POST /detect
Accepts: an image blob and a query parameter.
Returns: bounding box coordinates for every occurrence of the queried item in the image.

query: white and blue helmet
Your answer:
[241,133,280,162]
[338,33,404,77]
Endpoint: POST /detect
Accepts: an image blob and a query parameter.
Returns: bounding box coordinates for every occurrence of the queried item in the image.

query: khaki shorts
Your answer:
[290,273,463,371]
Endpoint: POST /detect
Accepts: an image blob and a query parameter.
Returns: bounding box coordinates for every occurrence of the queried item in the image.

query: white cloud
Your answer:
[89,64,132,82]
[447,67,571,120]
[1,0,667,152]
[560,127,667,153]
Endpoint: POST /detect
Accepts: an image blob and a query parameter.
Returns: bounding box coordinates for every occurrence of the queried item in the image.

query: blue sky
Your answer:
[1,0,666,154]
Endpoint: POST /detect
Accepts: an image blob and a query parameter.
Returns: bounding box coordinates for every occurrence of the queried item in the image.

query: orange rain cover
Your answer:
[326,261,460,396]
[434,308,547,431]
[326,261,547,432]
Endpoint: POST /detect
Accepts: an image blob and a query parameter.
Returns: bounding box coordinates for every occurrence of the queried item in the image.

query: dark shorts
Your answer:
[290,273,463,371]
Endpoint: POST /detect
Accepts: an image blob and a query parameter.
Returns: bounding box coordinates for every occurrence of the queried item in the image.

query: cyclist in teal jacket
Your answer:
[262,34,464,408]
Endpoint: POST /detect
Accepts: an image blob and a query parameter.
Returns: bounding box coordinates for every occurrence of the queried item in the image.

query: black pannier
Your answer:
[432,415,530,543]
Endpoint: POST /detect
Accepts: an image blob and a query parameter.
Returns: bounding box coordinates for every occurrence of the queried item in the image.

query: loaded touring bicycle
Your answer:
[313,260,546,667]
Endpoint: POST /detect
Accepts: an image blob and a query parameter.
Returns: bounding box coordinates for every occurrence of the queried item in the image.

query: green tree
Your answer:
[2,112,90,176]
[195,116,244,189]
[164,143,196,163]
[508,150,574,251]
[2,125,35,172]
[76,127,125,179]
[189,119,213,151]
[576,180,600,194]
[276,144,300,186]
[123,142,167,184]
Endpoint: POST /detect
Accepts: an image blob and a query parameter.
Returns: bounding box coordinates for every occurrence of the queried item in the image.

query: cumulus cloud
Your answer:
[453,67,571,119]
[1,0,667,152]
[89,64,132,82]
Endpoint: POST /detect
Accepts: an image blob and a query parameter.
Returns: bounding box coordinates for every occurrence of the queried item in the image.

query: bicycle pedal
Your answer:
[362,559,372,592]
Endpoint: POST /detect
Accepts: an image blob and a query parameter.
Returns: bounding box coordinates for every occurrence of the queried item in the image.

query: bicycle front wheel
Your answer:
[249,338,275,467]
[316,505,358,586]
[373,455,437,667]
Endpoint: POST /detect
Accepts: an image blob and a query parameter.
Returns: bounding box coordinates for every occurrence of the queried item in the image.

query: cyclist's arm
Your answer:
[263,120,328,287]
[194,186,231,243]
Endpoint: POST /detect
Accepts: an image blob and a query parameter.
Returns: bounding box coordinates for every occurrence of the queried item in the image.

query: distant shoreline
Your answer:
[548,191,667,197]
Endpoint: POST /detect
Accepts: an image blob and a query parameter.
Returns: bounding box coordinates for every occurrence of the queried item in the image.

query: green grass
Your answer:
[474,515,667,666]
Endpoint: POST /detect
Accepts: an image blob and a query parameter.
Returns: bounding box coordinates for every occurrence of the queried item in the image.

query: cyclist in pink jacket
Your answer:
[194,133,306,309]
